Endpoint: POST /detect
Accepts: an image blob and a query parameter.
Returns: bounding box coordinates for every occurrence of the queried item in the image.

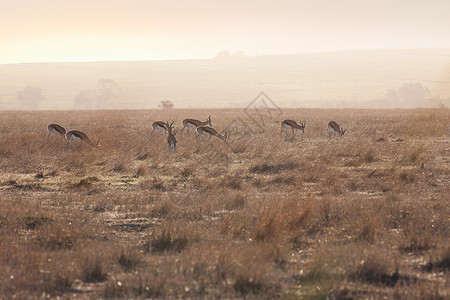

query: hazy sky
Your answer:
[1,0,450,64]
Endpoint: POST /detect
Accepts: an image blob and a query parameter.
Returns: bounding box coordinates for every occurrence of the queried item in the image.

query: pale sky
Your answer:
[1,0,450,64]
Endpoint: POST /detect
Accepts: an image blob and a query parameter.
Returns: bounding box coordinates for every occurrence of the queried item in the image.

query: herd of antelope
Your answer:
[47,117,345,152]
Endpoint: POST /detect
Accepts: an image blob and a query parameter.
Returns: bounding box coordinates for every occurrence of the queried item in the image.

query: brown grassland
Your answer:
[0,108,449,299]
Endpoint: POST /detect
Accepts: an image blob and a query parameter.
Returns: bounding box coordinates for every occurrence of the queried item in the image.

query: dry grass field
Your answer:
[0,108,448,299]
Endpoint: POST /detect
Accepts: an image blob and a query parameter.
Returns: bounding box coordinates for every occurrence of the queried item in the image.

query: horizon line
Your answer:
[2,47,450,66]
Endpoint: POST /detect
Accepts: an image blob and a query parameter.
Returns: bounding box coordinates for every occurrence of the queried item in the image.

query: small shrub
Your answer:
[150,198,175,217]
[249,162,298,174]
[136,152,150,160]
[113,162,127,173]
[145,226,188,254]
[352,250,398,286]
[136,165,147,177]
[298,245,351,298]
[140,178,168,191]
[399,171,415,183]
[222,175,242,190]
[73,177,99,189]
[424,246,450,272]
[36,223,78,250]
[93,201,108,212]
[22,215,52,230]
[233,275,262,294]
[400,225,435,253]
[180,166,195,179]
[252,178,264,188]
[117,248,140,271]
[82,257,108,283]
[320,199,331,225]
[358,216,378,244]
[253,206,281,242]
[269,175,295,186]
[225,194,246,210]
[364,150,376,163]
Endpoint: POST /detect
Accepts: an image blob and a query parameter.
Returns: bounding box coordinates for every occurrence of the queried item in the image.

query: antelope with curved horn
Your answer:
[47,124,66,139]
[180,116,211,134]
[65,130,99,149]
[328,121,346,138]
[166,122,177,152]
[196,126,228,142]
[280,120,306,140]
[151,121,169,136]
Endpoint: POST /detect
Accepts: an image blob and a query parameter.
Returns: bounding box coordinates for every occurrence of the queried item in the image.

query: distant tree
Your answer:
[427,95,449,108]
[16,86,45,110]
[159,100,174,109]
[73,90,96,110]
[95,78,121,109]
[397,82,430,107]
[375,82,432,108]
[377,88,399,108]
[215,50,231,58]
[232,50,245,57]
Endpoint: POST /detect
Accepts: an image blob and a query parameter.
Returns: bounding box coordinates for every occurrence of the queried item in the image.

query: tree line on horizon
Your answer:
[1,80,448,110]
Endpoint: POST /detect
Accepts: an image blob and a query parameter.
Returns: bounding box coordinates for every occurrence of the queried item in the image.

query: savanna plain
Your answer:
[0,108,448,299]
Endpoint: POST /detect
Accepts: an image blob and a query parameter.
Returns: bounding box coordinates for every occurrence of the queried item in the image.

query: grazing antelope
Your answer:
[151,121,169,135]
[180,116,212,134]
[65,130,99,149]
[196,126,228,142]
[280,120,306,140]
[328,121,346,138]
[47,124,66,139]
[166,122,177,152]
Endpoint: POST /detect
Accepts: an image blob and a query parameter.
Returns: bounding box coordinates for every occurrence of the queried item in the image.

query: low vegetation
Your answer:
[0,108,448,299]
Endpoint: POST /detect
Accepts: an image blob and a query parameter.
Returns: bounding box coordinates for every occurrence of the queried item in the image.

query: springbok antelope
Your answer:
[65,130,99,149]
[280,120,306,140]
[151,121,169,135]
[47,124,66,139]
[180,116,212,134]
[328,121,346,138]
[166,122,177,152]
[196,126,228,142]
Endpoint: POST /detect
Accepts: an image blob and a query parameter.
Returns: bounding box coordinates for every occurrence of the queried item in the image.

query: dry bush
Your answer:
[364,149,376,163]
[424,245,450,272]
[357,215,379,244]
[145,223,194,254]
[220,212,252,239]
[135,164,148,177]
[117,248,141,271]
[179,165,196,179]
[351,247,399,286]
[253,203,283,242]
[225,193,246,210]
[221,174,243,190]
[400,224,436,253]
[216,242,285,297]
[82,256,108,283]
[297,243,363,298]
[149,197,177,218]
[249,162,298,174]
[401,144,429,167]
[252,197,311,242]
[139,177,170,191]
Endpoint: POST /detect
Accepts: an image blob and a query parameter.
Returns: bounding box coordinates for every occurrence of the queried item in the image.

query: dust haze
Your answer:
[1,48,449,110]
